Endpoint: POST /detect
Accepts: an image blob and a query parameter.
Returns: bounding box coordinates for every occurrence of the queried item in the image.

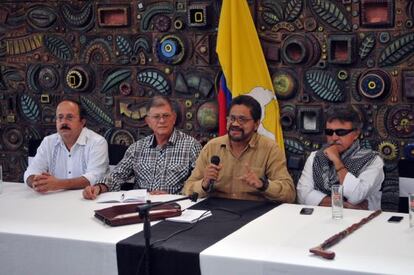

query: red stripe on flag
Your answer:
[218,76,228,136]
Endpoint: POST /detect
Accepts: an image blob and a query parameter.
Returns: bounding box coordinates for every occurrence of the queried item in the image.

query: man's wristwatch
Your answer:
[257,177,269,192]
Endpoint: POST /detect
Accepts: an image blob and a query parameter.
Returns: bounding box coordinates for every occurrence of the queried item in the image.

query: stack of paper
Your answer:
[166,209,212,223]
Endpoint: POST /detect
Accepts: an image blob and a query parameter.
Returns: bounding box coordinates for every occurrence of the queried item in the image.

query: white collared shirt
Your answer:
[297,151,384,210]
[24,127,109,185]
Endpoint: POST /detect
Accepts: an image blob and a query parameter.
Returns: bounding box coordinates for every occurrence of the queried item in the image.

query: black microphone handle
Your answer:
[207,155,220,191]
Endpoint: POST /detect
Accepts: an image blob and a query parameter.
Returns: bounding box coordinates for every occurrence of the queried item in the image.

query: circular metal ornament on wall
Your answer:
[386,106,414,138]
[282,38,306,64]
[272,70,298,100]
[280,105,296,130]
[196,101,218,130]
[156,35,185,65]
[109,129,135,146]
[358,70,390,99]
[280,34,320,66]
[2,127,24,151]
[377,140,399,161]
[64,65,94,93]
[27,64,60,93]
[154,15,172,32]
[38,65,59,90]
[119,82,132,96]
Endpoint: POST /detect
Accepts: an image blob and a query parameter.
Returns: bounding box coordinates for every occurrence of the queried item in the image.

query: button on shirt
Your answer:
[99,129,202,194]
[24,127,110,185]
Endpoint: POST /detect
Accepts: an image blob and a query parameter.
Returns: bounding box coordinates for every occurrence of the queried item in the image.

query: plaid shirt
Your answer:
[100,129,202,194]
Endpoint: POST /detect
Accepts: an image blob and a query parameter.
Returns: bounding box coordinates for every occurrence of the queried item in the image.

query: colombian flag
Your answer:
[216,0,284,150]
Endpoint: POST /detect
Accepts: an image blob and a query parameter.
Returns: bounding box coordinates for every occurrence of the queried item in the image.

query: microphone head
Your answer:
[211,155,220,165]
[190,192,199,202]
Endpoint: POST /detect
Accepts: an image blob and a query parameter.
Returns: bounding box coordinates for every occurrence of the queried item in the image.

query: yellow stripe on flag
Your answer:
[216,0,284,150]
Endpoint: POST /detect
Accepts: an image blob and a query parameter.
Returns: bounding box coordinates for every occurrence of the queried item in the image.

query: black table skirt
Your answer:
[116,197,279,275]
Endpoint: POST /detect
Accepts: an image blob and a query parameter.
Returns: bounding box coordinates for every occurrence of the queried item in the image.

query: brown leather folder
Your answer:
[94,202,182,226]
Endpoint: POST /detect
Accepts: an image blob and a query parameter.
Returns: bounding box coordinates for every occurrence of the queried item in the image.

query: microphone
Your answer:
[189,192,199,202]
[207,155,220,192]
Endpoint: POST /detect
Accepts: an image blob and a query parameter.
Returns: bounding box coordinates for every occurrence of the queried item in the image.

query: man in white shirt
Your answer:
[297,107,384,210]
[24,99,109,193]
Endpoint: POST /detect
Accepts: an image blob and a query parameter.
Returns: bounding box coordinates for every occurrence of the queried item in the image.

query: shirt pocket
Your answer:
[136,162,155,183]
[165,163,189,185]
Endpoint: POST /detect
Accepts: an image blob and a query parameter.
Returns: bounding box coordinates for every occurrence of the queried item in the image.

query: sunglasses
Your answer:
[324,128,355,136]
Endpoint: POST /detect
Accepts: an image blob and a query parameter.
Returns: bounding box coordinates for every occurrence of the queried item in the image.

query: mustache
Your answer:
[60,124,71,130]
[229,126,243,132]
[327,141,341,146]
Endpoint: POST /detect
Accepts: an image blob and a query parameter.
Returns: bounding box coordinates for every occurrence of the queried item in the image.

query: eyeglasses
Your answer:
[324,128,355,136]
[226,115,254,125]
[147,113,172,121]
[56,114,78,122]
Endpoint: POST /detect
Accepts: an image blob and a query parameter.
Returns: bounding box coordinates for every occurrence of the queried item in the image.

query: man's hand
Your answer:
[239,163,262,189]
[323,144,341,164]
[202,163,221,189]
[344,200,369,210]
[31,173,61,193]
[319,196,332,207]
[83,185,101,200]
[319,196,369,210]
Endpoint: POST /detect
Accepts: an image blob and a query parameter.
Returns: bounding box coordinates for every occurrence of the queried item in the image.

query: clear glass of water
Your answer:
[409,193,414,228]
[331,184,343,219]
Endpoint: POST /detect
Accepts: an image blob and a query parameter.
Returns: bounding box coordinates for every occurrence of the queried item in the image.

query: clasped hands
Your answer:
[30,173,60,193]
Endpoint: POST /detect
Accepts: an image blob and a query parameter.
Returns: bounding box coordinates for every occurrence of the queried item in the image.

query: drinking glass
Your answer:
[331,184,343,219]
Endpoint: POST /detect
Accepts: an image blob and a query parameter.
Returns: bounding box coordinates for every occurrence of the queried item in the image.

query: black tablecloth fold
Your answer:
[116,197,279,275]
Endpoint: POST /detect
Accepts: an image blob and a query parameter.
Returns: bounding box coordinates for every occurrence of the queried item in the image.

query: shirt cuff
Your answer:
[305,190,327,206]
[342,172,359,199]
[23,173,30,185]
[81,173,95,185]
[190,180,208,198]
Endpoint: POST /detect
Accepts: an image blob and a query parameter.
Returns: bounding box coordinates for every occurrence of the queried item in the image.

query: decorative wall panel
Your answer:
[0,1,412,206]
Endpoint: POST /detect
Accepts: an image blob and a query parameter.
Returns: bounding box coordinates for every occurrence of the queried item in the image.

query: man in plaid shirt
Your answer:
[83,96,202,199]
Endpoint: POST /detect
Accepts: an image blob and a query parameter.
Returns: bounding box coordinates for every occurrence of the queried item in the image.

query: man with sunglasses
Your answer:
[183,95,295,202]
[83,96,202,199]
[297,107,384,210]
[24,99,109,193]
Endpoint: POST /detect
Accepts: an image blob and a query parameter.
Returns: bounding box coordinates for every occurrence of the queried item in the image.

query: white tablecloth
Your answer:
[0,182,194,275]
[200,204,414,275]
[3,182,413,275]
